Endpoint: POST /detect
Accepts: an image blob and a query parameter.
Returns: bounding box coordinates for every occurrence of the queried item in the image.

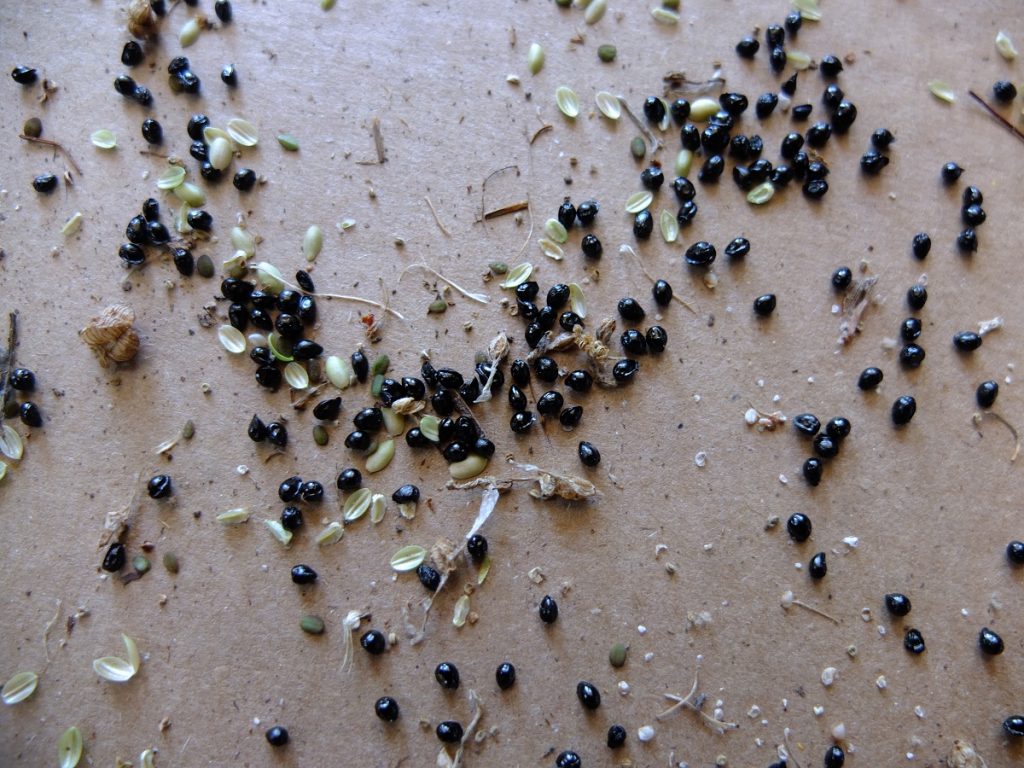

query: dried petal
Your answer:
[568,282,587,318]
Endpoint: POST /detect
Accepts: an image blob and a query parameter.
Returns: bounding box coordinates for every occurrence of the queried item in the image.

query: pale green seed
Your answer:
[300,615,326,634]
[365,438,395,473]
[689,98,720,121]
[181,420,195,440]
[555,86,580,118]
[2,671,39,705]
[597,44,617,63]
[747,181,776,205]
[449,454,489,480]
[22,117,42,138]
[90,129,116,150]
[996,30,1018,60]
[527,43,545,75]
[303,224,323,262]
[371,354,390,376]
[321,0,336,8]
[196,253,214,278]
[370,373,384,397]
[157,165,186,190]
[178,17,201,47]
[58,725,82,768]
[390,544,427,571]
[630,136,646,159]
[313,425,329,446]
[786,50,812,70]
[544,218,569,244]
[428,297,447,314]
[584,0,607,24]
[163,552,180,573]
[61,211,83,236]
[625,190,654,214]
[277,133,300,151]
[609,642,628,667]
[489,261,508,275]
[173,181,206,207]
[651,6,679,24]
[132,555,151,575]
[675,149,694,177]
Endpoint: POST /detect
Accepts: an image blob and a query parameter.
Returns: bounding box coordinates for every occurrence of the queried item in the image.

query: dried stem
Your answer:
[656,662,739,732]
[484,200,529,220]
[617,97,663,154]
[400,264,489,304]
[790,598,840,625]
[425,196,451,236]
[19,134,82,175]
[973,411,1021,462]
[782,728,804,768]
[276,277,406,321]
[529,124,552,145]
[0,312,18,429]
[619,244,697,313]
[451,689,483,768]
[480,164,519,225]
[968,91,1024,146]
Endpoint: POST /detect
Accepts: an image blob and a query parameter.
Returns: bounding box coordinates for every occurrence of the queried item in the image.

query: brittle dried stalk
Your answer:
[0,312,18,430]
[837,275,878,345]
[401,264,489,304]
[619,244,697,313]
[662,67,727,95]
[480,165,520,225]
[80,304,140,366]
[447,466,599,502]
[656,661,739,732]
[275,276,406,321]
[968,90,1024,147]
[450,689,483,768]
[484,200,529,220]
[972,412,1021,461]
[473,332,510,404]
[617,97,663,153]
[340,609,370,674]
[19,134,83,175]
[425,196,452,236]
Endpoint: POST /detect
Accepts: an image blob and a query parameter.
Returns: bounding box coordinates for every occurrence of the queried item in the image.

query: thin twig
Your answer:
[275,277,406,321]
[425,196,451,236]
[782,728,804,768]
[19,134,82,175]
[529,124,552,145]
[42,599,62,665]
[514,197,534,261]
[480,165,519,225]
[484,200,529,220]
[372,116,386,163]
[790,598,841,625]
[619,245,697,313]
[617,98,663,153]
[968,90,1024,146]
[973,411,1021,462]
[656,662,739,731]
[0,312,18,430]
[400,264,489,304]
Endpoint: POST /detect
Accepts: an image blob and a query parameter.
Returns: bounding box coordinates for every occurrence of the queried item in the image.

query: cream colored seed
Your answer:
[527,43,544,74]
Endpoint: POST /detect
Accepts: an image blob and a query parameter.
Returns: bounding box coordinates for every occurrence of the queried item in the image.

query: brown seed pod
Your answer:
[81,304,140,366]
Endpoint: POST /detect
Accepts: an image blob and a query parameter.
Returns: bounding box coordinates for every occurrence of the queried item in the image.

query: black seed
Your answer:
[885,592,911,616]
[537,390,565,416]
[831,267,852,290]
[173,246,198,274]
[725,237,751,259]
[167,56,189,74]
[1006,541,1024,565]
[781,132,804,159]
[957,227,979,253]
[510,411,535,433]
[515,281,539,302]
[698,154,725,182]
[962,185,983,206]
[753,294,777,316]
[735,36,760,58]
[729,134,752,160]
[255,365,281,390]
[787,513,812,542]
[720,91,749,115]
[791,150,810,178]
[563,368,591,396]
[556,752,581,768]
[114,74,136,95]
[576,680,601,710]
[633,209,654,238]
[436,721,464,744]
[825,417,851,441]
[860,149,889,174]
[187,210,213,231]
[467,534,488,561]
[832,100,858,132]
[144,220,169,246]
[278,476,303,502]
[806,121,832,147]
[233,168,257,191]
[891,396,917,425]
[652,279,673,306]
[121,41,144,66]
[791,103,813,121]
[559,311,583,332]
[535,305,555,330]
[576,199,599,225]
[645,325,668,353]
[360,629,387,654]
[214,0,232,22]
[140,117,163,145]
[578,441,601,467]
[187,114,210,140]
[198,161,221,184]
[781,73,798,96]
[953,331,982,352]
[147,474,172,499]
[822,83,844,109]
[809,552,827,579]
[507,384,528,411]
[756,92,778,118]
[221,64,238,86]
[473,437,495,457]
[264,421,287,447]
[265,726,289,747]
[300,481,323,503]
[30,171,58,194]
[442,442,468,463]
[246,308,271,330]
[312,397,342,422]
[612,359,639,382]
[559,406,583,429]
[941,162,963,184]
[685,240,716,267]
[1002,716,1024,737]
[132,85,152,106]
[539,594,559,623]
[992,79,1017,103]
[607,724,627,749]
[979,627,1004,655]
[171,69,201,94]
[793,413,821,437]
[872,128,895,149]
[976,380,999,408]
[405,428,429,448]
[431,387,456,416]
[819,54,844,77]
[615,297,644,323]
[546,283,570,309]
[248,415,268,442]
[435,662,461,690]
[557,199,576,229]
[769,45,786,72]
[353,407,384,432]
[680,123,701,151]
[9,368,35,391]
[496,662,516,689]
[803,178,829,198]
[670,98,691,123]
[899,344,926,369]
[434,367,464,390]
[228,303,248,332]
[418,564,442,591]
[280,505,304,531]
[908,232,932,260]
[824,745,845,768]
[676,199,699,225]
[903,628,926,654]
[962,204,986,227]
[906,283,928,309]
[640,166,665,190]
[375,696,399,722]
[118,243,145,266]
[188,140,209,162]
[813,433,838,459]
[290,564,317,585]
[643,95,666,123]
[803,457,823,487]
[765,23,785,47]
[102,542,127,572]
[524,322,545,348]
[900,317,922,342]
[345,430,372,451]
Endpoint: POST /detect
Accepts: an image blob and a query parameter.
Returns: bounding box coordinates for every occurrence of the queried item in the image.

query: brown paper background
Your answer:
[1,1,1023,766]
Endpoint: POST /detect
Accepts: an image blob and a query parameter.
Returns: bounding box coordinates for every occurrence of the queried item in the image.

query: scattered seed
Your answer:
[625,190,654,214]
[132,555,151,574]
[746,181,775,205]
[528,43,545,74]
[90,129,116,150]
[58,726,83,768]
[303,224,323,262]
[609,642,628,667]
[689,97,720,122]
[265,519,293,547]
[163,552,180,573]
[595,90,621,120]
[556,86,580,118]
[92,634,140,682]
[659,209,679,243]
[157,165,186,190]
[597,44,617,62]
[217,507,251,524]
[365,438,395,473]
[500,262,534,289]
[651,6,680,24]
[22,116,42,138]
[277,133,300,151]
[538,237,565,260]
[584,0,607,24]
[179,16,201,47]
[391,544,427,571]
[996,30,1018,60]
[1,671,38,705]
[928,80,956,103]
[545,218,569,243]
[450,453,489,480]
[675,149,694,177]
[300,615,326,635]
[226,117,258,147]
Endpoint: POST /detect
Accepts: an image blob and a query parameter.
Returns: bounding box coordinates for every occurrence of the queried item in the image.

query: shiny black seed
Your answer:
[435,662,460,689]
[559,406,583,429]
[976,380,999,408]
[545,284,570,309]
[813,433,838,458]
[607,724,627,748]
[539,594,558,623]
[561,371,592,395]
[756,92,778,118]
[612,359,639,382]
[140,198,160,222]
[670,98,691,123]
[824,745,845,768]
[200,163,221,184]
[431,387,455,416]
[806,121,832,147]
[280,506,303,531]
[189,140,209,162]
[979,627,1004,655]
[621,329,646,354]
[132,85,152,105]
[993,79,1017,103]
[645,326,668,353]
[791,103,813,121]
[187,114,210,140]
[380,377,408,406]
[114,74,136,95]
[809,552,827,579]
[781,132,804,159]
[9,368,35,391]
[822,83,844,109]
[701,123,730,153]
[167,55,189,74]
[148,474,172,499]
[765,23,785,46]
[529,358,556,385]
[680,123,701,151]
[872,128,895,149]
[819,54,843,77]
[906,283,927,310]
[496,662,516,689]
[172,69,201,93]
[729,134,752,160]
[524,322,544,348]
[126,215,148,244]
[400,376,426,401]
[899,344,926,369]
[418,564,442,591]
[578,441,601,467]
[733,165,753,190]
[214,0,232,22]
[652,279,673,306]
[300,481,323,503]
[517,300,539,323]
[860,149,889,174]
[221,64,237,86]
[375,696,399,722]
[291,564,317,584]
[781,73,798,96]
[698,154,725,182]
[443,441,469,463]
[891,396,916,425]
[360,629,387,654]
[278,476,303,502]
[803,457,823,487]
[510,411,535,433]
[536,306,556,330]
[803,178,829,198]
[769,45,786,72]
[515,280,539,301]
[344,430,373,451]
[186,210,213,231]
[119,243,145,266]
[436,418,456,442]
[122,41,144,66]
[640,166,665,190]
[336,468,362,491]
[962,204,986,227]
[255,365,281,389]
[791,150,810,178]
[312,397,342,422]
[433,367,463,390]
[102,542,126,571]
[832,100,858,132]
[685,240,716,267]
[265,726,289,747]
[141,118,163,144]
[467,534,488,560]
[537,390,564,416]
[825,417,851,441]
[963,185,983,206]
[146,220,170,245]
[721,239,750,263]
[1002,716,1024,737]
[421,362,438,388]
[957,227,979,253]
[616,297,644,322]
[676,199,699,225]
[556,752,581,768]
[228,303,248,332]
[575,199,599,225]
[719,92,748,116]
[736,36,760,58]
[559,311,583,333]
[643,95,666,123]
[473,437,495,457]
[577,680,601,710]
[900,317,922,341]
[787,513,812,542]
[233,168,257,191]
[1006,541,1024,565]
[885,592,911,616]
[353,407,384,432]
[903,628,926,654]
[507,384,528,411]
[831,267,852,289]
[405,428,429,447]
[753,294,777,316]
[436,721,464,744]
[941,162,963,183]
[910,232,931,260]
[248,415,268,442]
[266,421,288,447]
[794,413,820,436]
[633,210,654,239]
[953,331,982,351]
[557,199,576,229]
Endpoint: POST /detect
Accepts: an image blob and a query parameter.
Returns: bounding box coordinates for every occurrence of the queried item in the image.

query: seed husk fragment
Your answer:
[996,31,1018,60]
[500,262,534,289]
[157,165,186,190]
[264,519,293,547]
[660,210,679,243]
[928,80,956,103]
[277,133,300,151]
[538,238,565,261]
[595,90,621,120]
[217,325,247,354]
[625,190,654,214]
[747,181,775,205]
[62,211,83,236]
[528,43,545,74]
[283,361,309,390]
[453,594,471,626]
[792,0,823,21]
[343,488,373,521]
[317,521,344,545]
[217,507,251,524]
[366,438,395,473]
[556,86,580,118]
[174,182,206,207]
[1,671,38,705]
[226,117,259,147]
[300,615,325,635]
[58,725,83,768]
[786,50,812,69]
[90,129,116,149]
[544,218,569,243]
[390,545,427,571]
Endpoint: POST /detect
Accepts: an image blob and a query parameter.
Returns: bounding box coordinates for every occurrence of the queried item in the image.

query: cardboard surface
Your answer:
[1,1,1023,766]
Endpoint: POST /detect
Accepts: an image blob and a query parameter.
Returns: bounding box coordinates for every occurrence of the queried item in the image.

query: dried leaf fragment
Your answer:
[453,594,471,627]
[80,304,139,366]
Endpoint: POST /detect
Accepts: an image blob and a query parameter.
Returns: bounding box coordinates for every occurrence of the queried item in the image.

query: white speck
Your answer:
[876,675,887,690]
[782,698,789,711]
[703,543,714,552]
[843,536,859,548]
[693,394,701,402]
[794,562,803,570]
[745,408,759,425]
[831,304,841,314]
[877,625,887,636]
[637,725,656,742]
[655,544,669,556]
[260,564,269,572]
[618,680,630,695]
[772,394,781,403]
[779,474,788,484]
[252,717,261,726]
[236,464,249,475]
[713,707,724,720]
[694,451,707,467]
[748,705,762,719]
[861,607,872,622]
[831,722,846,740]
[637,625,647,635]
[780,590,794,608]
[756,378,765,387]
[644,652,654,662]
[961,608,969,617]
[807,376,815,383]
[1006,376,1013,384]
[914,705,925,718]
[813,705,825,716]
[906,753,914,760]
[821,667,837,687]
[755,737,765,747]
